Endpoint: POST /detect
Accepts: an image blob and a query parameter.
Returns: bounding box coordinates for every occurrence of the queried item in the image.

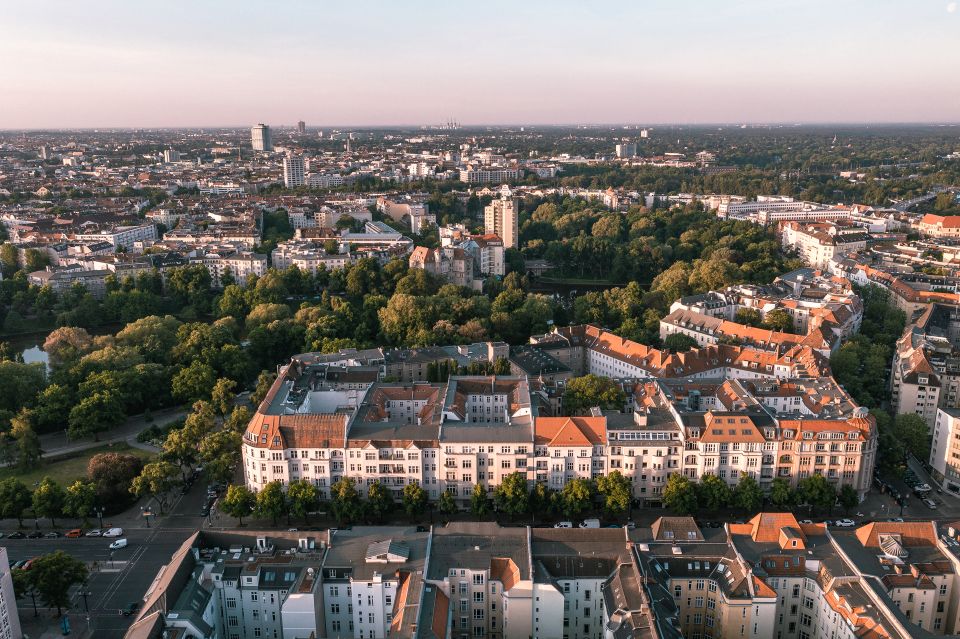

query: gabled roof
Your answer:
[534,416,606,447]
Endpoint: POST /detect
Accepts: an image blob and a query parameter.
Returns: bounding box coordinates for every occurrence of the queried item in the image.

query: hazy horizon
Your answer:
[3,0,959,128]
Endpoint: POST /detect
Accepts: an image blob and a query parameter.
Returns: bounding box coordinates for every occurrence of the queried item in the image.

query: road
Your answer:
[4,472,213,638]
[890,186,951,212]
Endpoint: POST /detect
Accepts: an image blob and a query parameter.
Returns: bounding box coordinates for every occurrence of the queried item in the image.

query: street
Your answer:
[4,475,212,638]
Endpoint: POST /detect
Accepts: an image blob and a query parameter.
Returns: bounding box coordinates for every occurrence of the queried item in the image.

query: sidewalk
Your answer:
[14,406,185,465]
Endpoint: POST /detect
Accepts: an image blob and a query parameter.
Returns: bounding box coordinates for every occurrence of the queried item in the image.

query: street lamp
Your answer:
[94,507,104,530]
[79,589,92,613]
[141,507,151,528]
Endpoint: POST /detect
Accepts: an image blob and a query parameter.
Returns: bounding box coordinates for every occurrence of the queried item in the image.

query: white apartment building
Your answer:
[0,548,21,639]
[781,222,868,270]
[252,123,273,152]
[284,155,306,188]
[75,223,157,251]
[484,196,519,250]
[191,249,268,287]
[306,173,345,189]
[931,407,960,494]
[459,166,522,184]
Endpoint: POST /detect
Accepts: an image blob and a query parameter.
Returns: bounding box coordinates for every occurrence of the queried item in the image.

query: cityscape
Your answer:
[3,2,960,639]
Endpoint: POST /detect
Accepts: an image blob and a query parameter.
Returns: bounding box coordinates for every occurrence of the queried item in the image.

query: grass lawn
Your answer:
[0,443,155,488]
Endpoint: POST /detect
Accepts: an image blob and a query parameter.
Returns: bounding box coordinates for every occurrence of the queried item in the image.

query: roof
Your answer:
[534,416,606,447]
[855,522,938,548]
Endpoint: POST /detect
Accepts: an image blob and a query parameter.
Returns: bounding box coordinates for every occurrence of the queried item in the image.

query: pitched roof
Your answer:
[855,521,938,548]
[534,416,607,447]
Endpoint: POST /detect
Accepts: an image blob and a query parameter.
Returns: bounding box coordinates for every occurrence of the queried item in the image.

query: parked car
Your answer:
[11,560,26,569]
[66,529,83,538]
[799,519,813,524]
[554,521,573,528]
[27,531,42,539]
[834,519,856,527]
[121,602,140,616]
[103,527,124,537]
[7,532,25,540]
[579,518,601,529]
[21,559,35,570]
[85,529,102,537]
[43,531,60,538]
[109,539,128,550]
[924,498,938,510]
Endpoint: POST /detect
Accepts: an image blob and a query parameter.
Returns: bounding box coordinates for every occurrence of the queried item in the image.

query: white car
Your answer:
[109,539,128,550]
[103,527,124,537]
[834,519,856,527]
[554,521,573,528]
[798,519,813,525]
[85,529,102,537]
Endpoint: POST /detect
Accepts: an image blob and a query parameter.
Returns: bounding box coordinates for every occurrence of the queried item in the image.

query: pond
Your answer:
[3,323,124,370]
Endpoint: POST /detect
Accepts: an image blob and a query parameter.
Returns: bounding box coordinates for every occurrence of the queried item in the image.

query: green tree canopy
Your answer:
[32,477,66,527]
[255,481,287,526]
[662,474,698,515]
[563,374,626,416]
[221,484,256,526]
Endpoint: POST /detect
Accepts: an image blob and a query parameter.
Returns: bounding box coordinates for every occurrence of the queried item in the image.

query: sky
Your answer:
[1,0,958,128]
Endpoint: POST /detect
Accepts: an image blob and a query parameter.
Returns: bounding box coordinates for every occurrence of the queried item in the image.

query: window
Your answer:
[331,604,340,614]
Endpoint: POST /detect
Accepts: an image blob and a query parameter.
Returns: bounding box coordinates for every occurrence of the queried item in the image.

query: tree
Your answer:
[563,374,626,416]
[838,485,859,513]
[64,480,96,524]
[32,477,65,527]
[402,483,428,521]
[769,477,795,508]
[365,481,393,523]
[560,478,594,519]
[211,378,238,416]
[437,490,457,517]
[596,471,632,518]
[287,480,320,524]
[130,460,179,514]
[762,309,794,333]
[251,371,277,407]
[171,360,217,404]
[87,452,144,511]
[733,473,763,514]
[662,474,698,515]
[68,391,125,441]
[199,429,241,485]
[734,307,763,327]
[0,478,32,526]
[331,477,361,524]
[892,413,930,461]
[493,472,529,519]
[797,474,836,514]
[11,409,42,470]
[226,406,253,432]
[27,551,89,615]
[256,481,287,526]
[470,483,490,520]
[42,326,93,366]
[32,384,75,434]
[697,474,732,511]
[163,425,204,483]
[220,484,255,526]
[529,482,553,523]
[663,333,699,353]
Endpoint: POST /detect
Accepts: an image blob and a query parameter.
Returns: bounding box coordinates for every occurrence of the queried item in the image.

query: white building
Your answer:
[0,548,21,639]
[284,155,306,188]
[484,196,519,250]
[252,123,273,152]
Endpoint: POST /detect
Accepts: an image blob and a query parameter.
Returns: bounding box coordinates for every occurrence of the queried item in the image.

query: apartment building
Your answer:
[283,155,306,188]
[458,166,522,184]
[781,222,868,270]
[891,303,960,428]
[272,240,352,274]
[918,214,960,239]
[408,246,474,289]
[242,342,876,503]
[669,270,862,340]
[484,196,519,249]
[74,222,158,250]
[932,408,960,494]
[190,248,267,288]
[252,123,273,152]
[0,548,21,639]
[125,523,666,639]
